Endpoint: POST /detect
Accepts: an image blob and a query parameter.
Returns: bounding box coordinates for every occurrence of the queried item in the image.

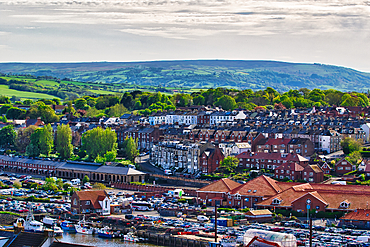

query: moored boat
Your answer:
[60,221,76,232]
[14,208,44,233]
[75,215,94,235]
[122,232,141,242]
[97,226,121,238]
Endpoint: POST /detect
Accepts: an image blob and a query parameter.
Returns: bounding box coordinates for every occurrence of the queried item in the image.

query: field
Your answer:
[0,85,60,100]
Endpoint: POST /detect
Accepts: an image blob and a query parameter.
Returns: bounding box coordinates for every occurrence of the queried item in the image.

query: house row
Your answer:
[197,175,370,213]
[0,155,146,184]
[150,141,224,175]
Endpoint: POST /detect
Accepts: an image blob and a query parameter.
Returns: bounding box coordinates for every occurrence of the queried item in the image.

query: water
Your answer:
[56,232,159,247]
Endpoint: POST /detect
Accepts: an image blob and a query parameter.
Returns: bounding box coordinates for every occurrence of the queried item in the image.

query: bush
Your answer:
[217,208,236,212]
[0,211,19,216]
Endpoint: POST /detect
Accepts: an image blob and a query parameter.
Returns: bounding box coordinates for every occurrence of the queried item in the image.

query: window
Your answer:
[272,198,281,205]
[304,172,307,175]
[73,199,77,206]
[85,201,90,205]
[316,206,320,210]
[309,172,313,176]
[235,194,241,200]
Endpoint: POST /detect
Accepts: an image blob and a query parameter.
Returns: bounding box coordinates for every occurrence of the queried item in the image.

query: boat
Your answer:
[52,225,64,236]
[122,232,142,242]
[97,226,122,238]
[14,210,44,233]
[75,216,94,235]
[42,216,58,226]
[60,221,76,232]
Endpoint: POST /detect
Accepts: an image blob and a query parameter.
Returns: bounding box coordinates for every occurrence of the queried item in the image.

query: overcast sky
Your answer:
[0,0,369,72]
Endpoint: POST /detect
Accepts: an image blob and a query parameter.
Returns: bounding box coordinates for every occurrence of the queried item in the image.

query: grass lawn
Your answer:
[0,85,60,100]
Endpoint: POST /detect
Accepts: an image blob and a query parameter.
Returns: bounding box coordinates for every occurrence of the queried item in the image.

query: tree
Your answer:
[16,125,38,151]
[74,98,88,110]
[193,95,205,105]
[0,125,16,148]
[0,104,12,115]
[122,136,139,163]
[38,124,54,156]
[56,124,73,159]
[214,95,236,111]
[26,124,54,157]
[6,107,26,119]
[93,183,106,190]
[347,151,362,166]
[23,99,33,105]
[106,104,129,117]
[13,181,21,189]
[27,102,59,124]
[82,175,90,185]
[219,156,239,173]
[82,127,117,160]
[340,137,362,155]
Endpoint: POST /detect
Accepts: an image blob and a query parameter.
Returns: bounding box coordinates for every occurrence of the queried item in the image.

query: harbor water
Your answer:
[56,232,160,247]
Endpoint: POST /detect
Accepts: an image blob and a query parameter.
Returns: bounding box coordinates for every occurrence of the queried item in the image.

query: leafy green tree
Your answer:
[0,104,12,115]
[104,150,117,162]
[0,125,16,148]
[347,151,362,166]
[42,177,58,191]
[56,124,73,159]
[193,95,205,105]
[38,124,54,156]
[106,104,129,117]
[16,125,38,151]
[82,175,90,185]
[219,156,239,173]
[23,99,33,105]
[82,127,117,160]
[308,89,325,102]
[6,107,26,119]
[13,181,21,189]
[122,136,139,163]
[93,183,106,190]
[26,124,53,156]
[74,98,89,110]
[340,137,362,155]
[0,96,11,104]
[281,98,293,109]
[27,102,59,124]
[214,95,237,110]
[56,178,64,190]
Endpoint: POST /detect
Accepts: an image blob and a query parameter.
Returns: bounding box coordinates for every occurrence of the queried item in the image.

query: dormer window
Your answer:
[235,194,241,200]
[228,193,232,199]
[272,198,281,205]
[340,200,350,208]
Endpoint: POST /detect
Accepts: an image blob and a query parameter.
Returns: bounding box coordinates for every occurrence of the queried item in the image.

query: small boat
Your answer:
[14,208,44,233]
[60,221,76,232]
[122,232,141,242]
[97,226,121,238]
[75,216,94,235]
[52,225,64,236]
[42,216,57,226]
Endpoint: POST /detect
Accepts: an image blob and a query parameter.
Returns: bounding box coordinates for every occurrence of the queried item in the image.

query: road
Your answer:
[136,155,164,175]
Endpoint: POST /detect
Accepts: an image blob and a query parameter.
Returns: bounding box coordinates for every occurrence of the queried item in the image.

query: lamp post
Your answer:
[306,199,311,223]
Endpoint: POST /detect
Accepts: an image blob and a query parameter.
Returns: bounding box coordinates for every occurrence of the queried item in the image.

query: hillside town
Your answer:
[2,100,370,246]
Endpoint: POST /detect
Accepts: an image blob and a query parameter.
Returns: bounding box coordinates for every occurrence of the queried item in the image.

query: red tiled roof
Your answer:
[230,175,282,197]
[265,138,291,146]
[76,190,108,209]
[276,163,304,172]
[197,178,241,193]
[341,209,370,221]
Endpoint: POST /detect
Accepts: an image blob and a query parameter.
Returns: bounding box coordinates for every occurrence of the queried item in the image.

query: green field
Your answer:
[0,85,60,100]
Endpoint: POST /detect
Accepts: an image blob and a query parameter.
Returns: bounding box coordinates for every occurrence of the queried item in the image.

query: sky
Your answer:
[0,0,369,72]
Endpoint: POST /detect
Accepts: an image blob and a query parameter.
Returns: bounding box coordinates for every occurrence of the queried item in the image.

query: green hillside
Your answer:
[0,60,369,92]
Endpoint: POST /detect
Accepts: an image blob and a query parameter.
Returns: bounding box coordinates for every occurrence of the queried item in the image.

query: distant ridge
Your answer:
[1,60,369,91]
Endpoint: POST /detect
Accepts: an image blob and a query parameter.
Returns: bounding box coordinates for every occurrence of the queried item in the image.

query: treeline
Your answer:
[0,87,369,123]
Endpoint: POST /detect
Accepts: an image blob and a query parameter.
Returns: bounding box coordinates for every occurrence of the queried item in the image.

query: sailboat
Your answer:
[75,215,94,235]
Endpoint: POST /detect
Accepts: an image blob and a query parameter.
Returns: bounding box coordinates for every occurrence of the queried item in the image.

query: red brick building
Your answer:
[335,157,356,175]
[71,190,111,215]
[236,152,309,171]
[340,209,370,229]
[256,138,291,153]
[196,178,241,206]
[199,144,225,174]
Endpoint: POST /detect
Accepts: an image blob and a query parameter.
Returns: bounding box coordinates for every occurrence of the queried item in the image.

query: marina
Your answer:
[56,232,157,247]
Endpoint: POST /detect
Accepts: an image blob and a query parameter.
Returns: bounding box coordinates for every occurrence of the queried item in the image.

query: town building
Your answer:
[71,190,111,215]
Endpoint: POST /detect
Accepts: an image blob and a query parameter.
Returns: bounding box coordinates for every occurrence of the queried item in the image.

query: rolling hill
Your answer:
[0,60,369,92]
